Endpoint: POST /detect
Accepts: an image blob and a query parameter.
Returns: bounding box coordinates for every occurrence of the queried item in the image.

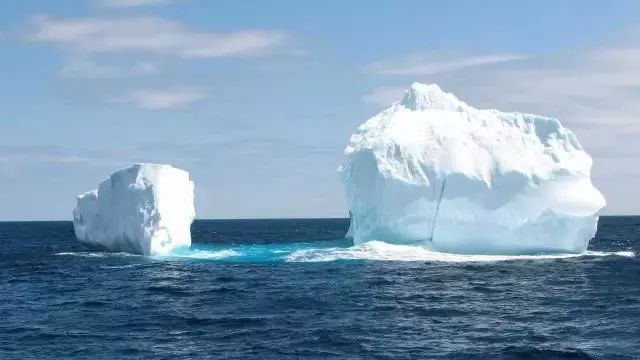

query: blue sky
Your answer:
[1,0,639,220]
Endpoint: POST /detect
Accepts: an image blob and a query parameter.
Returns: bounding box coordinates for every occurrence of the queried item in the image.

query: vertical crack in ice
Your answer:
[428,177,447,243]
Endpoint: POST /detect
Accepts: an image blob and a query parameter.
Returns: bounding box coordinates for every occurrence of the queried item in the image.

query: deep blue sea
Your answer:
[1,217,639,359]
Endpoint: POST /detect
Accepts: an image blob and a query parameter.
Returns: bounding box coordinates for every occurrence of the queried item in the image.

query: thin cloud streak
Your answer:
[368,53,527,76]
[118,87,208,110]
[59,59,158,79]
[30,15,289,58]
[96,0,178,8]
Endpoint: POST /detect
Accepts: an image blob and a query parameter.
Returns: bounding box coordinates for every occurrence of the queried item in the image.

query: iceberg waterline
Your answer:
[56,240,634,263]
[340,83,605,255]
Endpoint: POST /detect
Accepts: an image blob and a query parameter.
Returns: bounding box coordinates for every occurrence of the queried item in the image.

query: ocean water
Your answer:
[1,217,639,359]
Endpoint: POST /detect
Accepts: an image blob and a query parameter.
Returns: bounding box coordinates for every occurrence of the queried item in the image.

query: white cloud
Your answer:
[60,59,158,78]
[30,15,288,58]
[119,87,208,109]
[368,53,526,76]
[96,0,177,8]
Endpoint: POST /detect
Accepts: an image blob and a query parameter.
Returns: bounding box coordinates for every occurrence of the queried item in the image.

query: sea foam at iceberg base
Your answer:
[73,163,195,256]
[339,83,606,255]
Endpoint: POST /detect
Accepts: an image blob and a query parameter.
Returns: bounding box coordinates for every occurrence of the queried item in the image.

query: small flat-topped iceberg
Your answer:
[73,163,195,255]
[339,83,606,255]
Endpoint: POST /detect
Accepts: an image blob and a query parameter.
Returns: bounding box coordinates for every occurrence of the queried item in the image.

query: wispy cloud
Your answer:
[118,86,208,110]
[96,0,178,8]
[0,145,92,164]
[30,15,289,58]
[367,53,527,76]
[361,86,405,106]
[60,59,158,79]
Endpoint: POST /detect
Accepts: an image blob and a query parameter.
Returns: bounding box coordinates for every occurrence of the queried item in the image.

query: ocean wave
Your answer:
[285,241,635,263]
[164,249,240,260]
[54,252,140,258]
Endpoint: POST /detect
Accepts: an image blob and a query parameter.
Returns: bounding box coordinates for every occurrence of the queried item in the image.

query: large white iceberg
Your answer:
[339,83,605,255]
[73,163,195,255]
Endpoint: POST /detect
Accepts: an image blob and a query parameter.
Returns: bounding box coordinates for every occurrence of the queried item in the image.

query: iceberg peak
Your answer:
[400,82,466,112]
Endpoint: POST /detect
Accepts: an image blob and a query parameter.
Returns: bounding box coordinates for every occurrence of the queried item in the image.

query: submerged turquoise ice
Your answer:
[160,239,633,263]
[166,239,351,263]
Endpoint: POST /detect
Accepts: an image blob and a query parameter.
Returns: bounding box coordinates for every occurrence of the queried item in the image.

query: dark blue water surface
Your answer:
[1,217,639,359]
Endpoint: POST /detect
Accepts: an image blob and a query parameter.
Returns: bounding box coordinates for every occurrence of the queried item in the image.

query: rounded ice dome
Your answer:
[339,83,605,255]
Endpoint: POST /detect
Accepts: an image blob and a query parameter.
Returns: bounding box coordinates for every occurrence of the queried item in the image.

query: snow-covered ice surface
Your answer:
[73,164,195,255]
[339,83,606,255]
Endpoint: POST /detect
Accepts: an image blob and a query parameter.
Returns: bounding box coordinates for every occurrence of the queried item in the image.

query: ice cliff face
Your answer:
[73,164,195,255]
[339,83,606,254]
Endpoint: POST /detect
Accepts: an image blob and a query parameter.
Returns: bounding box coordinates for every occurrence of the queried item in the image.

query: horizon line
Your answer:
[0,215,638,223]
